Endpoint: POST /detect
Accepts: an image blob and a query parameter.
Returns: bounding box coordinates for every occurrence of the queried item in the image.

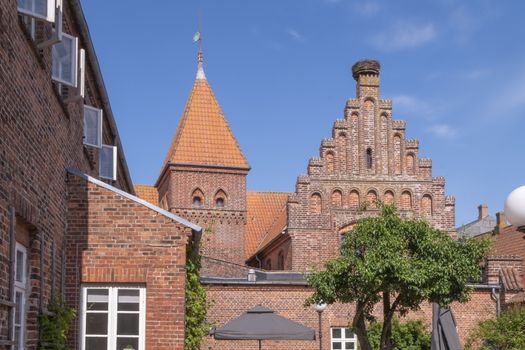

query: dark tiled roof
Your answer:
[457,215,496,237]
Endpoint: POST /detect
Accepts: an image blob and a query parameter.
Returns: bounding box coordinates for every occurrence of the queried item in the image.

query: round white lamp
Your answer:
[504,185,525,232]
[315,302,327,313]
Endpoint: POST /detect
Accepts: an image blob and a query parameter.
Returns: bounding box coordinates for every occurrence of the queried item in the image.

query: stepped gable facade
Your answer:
[247,60,456,271]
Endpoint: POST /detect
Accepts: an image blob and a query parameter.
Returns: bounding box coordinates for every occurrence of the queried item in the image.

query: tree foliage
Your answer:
[305,204,490,350]
[38,297,76,350]
[465,305,525,350]
[185,236,211,350]
[368,318,431,350]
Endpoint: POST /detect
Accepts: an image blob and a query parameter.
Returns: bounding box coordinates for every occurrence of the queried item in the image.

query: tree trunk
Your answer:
[353,301,373,350]
[379,292,394,350]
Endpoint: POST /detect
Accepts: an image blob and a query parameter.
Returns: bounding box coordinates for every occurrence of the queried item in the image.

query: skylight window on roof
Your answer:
[83,105,103,148]
[100,145,117,181]
[52,33,78,87]
[17,0,55,22]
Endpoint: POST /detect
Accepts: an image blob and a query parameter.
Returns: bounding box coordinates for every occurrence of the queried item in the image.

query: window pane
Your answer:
[118,289,140,311]
[117,337,139,350]
[332,342,342,349]
[117,313,139,335]
[85,337,107,350]
[332,328,342,339]
[100,145,116,180]
[15,291,23,324]
[86,313,108,335]
[15,250,24,282]
[344,328,355,338]
[84,107,101,147]
[14,326,21,348]
[87,289,109,311]
[345,342,355,349]
[52,35,76,86]
[17,0,48,19]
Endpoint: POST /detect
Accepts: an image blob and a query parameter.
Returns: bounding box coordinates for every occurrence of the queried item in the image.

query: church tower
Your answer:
[156,51,250,274]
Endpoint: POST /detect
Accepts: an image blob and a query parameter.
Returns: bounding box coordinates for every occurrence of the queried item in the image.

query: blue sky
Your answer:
[82,0,525,226]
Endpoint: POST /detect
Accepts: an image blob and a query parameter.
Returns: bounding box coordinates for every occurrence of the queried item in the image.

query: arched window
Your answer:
[366,148,373,170]
[406,153,415,175]
[384,191,394,205]
[367,190,378,209]
[331,190,343,208]
[309,193,322,214]
[326,151,335,174]
[421,195,433,217]
[266,259,272,271]
[401,191,412,209]
[349,190,360,209]
[393,134,402,175]
[277,251,285,270]
[192,189,204,208]
[214,189,227,208]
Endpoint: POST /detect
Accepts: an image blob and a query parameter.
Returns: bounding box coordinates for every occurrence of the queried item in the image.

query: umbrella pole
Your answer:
[259,339,261,350]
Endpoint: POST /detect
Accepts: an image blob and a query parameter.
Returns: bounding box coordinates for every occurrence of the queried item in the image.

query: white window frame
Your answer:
[17,0,55,23]
[99,144,117,181]
[13,243,28,350]
[83,105,103,148]
[330,327,358,350]
[52,32,79,87]
[37,0,63,49]
[80,285,146,350]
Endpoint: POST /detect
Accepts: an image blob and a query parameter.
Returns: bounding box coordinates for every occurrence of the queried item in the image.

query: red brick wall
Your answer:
[159,165,248,270]
[204,284,496,350]
[0,0,132,347]
[65,175,190,349]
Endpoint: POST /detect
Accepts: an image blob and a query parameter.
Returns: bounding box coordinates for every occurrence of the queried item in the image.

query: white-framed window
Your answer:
[52,33,78,87]
[83,105,103,148]
[331,327,358,350]
[17,0,55,22]
[81,285,146,350]
[13,243,28,350]
[100,145,117,181]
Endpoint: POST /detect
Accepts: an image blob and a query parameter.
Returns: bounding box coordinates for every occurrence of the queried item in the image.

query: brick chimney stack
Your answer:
[496,211,507,228]
[352,59,380,98]
[478,204,489,219]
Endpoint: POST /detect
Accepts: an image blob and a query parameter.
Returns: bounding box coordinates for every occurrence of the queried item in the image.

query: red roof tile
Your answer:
[245,192,290,259]
[163,78,249,169]
[134,185,159,206]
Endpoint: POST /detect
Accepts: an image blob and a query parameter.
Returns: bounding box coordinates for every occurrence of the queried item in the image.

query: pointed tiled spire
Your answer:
[162,56,249,170]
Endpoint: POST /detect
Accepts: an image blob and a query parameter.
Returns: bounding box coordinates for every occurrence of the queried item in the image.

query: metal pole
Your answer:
[318,311,323,350]
[259,339,261,350]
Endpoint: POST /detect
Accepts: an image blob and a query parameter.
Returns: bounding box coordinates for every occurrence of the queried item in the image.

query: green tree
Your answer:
[305,204,489,350]
[465,305,525,350]
[185,235,211,350]
[38,297,76,349]
[368,318,431,350]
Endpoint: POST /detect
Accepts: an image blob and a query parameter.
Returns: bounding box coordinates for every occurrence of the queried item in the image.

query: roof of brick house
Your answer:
[245,192,290,259]
[134,185,159,206]
[162,56,249,170]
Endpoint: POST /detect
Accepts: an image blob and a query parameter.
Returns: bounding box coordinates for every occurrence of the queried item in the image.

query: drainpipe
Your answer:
[254,254,262,269]
[490,287,501,316]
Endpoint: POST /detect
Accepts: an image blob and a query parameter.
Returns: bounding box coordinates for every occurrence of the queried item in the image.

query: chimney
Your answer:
[247,269,256,283]
[478,204,489,219]
[496,212,507,229]
[351,59,380,98]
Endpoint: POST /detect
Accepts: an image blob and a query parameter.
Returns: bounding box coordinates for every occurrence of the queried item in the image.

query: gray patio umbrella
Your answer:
[212,305,316,350]
[431,303,462,350]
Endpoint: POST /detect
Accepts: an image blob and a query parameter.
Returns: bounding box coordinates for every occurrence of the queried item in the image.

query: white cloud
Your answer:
[371,21,437,51]
[353,1,382,15]
[426,124,457,138]
[392,95,435,119]
[287,28,305,43]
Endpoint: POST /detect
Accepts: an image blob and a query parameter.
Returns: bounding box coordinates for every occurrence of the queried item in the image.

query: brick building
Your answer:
[134,55,507,348]
[0,1,198,349]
